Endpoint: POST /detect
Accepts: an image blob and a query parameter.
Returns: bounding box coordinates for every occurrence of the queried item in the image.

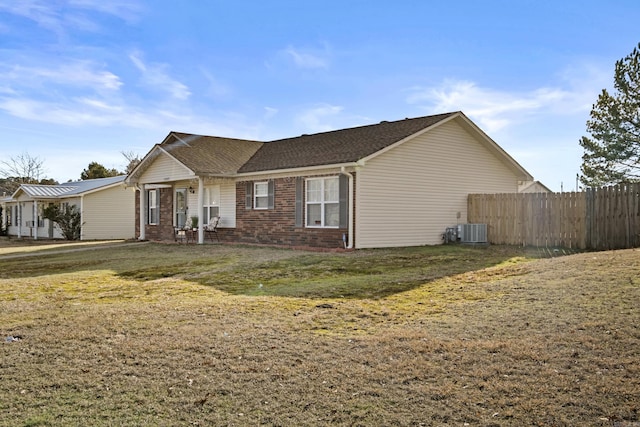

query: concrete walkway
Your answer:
[0,240,150,260]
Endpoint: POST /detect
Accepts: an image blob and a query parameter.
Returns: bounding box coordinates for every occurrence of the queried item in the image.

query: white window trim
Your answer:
[203,185,220,225]
[305,176,339,229]
[148,189,159,225]
[254,181,269,210]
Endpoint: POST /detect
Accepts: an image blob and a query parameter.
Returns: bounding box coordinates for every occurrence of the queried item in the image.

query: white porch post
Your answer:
[33,200,38,240]
[197,176,204,244]
[17,203,22,239]
[138,184,146,240]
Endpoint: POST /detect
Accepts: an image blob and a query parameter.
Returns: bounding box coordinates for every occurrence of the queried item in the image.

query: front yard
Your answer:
[0,241,638,426]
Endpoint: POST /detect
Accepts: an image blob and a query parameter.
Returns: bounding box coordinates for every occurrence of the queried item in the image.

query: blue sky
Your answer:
[1,0,639,190]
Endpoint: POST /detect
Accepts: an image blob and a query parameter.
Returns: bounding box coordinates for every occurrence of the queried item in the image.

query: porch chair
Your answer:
[203,216,220,242]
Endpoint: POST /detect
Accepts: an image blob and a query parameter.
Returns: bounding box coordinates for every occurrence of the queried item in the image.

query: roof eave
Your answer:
[236,161,360,178]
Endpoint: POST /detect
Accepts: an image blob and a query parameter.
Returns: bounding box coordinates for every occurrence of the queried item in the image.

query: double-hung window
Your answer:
[203,185,220,224]
[245,180,274,210]
[147,189,159,225]
[306,177,339,227]
[254,182,269,209]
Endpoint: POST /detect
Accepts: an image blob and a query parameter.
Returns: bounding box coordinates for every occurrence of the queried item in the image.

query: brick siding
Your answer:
[135,175,356,249]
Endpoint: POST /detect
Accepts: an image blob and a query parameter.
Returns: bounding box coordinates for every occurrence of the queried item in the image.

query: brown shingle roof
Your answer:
[161,133,263,176]
[238,112,457,173]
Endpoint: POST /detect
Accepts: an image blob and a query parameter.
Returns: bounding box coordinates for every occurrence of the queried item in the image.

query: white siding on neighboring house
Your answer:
[82,186,136,240]
[5,199,60,239]
[356,119,521,248]
[138,153,194,184]
[518,181,551,193]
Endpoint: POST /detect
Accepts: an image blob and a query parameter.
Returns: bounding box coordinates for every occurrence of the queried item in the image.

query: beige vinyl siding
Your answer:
[356,120,520,248]
[138,153,194,184]
[81,186,136,240]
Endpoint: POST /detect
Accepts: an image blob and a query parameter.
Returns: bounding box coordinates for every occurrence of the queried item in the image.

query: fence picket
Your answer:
[467,184,640,250]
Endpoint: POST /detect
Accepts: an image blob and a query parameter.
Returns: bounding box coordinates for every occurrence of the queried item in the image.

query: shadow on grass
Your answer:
[147,245,543,300]
[0,242,550,300]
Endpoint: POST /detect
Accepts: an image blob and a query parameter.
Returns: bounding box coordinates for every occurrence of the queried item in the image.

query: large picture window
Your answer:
[147,189,159,225]
[306,177,339,228]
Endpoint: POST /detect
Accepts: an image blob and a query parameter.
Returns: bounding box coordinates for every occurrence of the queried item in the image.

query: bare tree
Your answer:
[0,152,46,193]
[121,150,142,175]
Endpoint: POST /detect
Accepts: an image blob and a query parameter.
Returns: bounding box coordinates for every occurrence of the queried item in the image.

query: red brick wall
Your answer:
[135,188,174,241]
[226,176,351,249]
[134,175,356,249]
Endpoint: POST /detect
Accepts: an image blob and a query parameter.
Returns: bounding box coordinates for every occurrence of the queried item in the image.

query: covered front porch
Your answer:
[136,177,236,245]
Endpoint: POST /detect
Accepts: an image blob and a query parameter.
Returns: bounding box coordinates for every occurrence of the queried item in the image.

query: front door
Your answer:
[175,188,187,228]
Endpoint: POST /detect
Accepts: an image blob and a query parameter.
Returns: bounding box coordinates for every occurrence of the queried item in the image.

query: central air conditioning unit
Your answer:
[458,223,487,244]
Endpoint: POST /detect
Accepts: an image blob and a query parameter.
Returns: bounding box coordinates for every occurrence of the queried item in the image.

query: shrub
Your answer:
[43,204,82,240]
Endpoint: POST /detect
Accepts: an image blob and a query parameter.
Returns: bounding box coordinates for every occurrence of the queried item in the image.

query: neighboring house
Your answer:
[1,176,136,240]
[518,180,552,193]
[126,111,539,249]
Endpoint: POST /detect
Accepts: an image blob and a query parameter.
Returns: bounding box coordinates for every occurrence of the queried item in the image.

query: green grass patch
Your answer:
[1,241,637,426]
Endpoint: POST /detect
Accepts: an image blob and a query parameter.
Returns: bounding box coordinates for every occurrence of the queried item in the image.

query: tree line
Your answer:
[0,151,140,195]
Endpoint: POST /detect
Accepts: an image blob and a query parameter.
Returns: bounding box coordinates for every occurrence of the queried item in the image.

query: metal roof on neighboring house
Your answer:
[11,176,126,200]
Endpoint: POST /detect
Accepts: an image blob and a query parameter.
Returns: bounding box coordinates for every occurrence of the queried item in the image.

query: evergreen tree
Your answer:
[80,162,121,180]
[580,43,640,187]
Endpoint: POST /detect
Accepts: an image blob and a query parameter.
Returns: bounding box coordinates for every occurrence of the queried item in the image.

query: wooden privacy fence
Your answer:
[468,183,640,250]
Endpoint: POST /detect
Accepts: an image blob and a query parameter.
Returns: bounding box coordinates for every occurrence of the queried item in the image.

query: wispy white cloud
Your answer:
[0,0,142,34]
[200,68,232,98]
[129,51,191,100]
[406,66,607,133]
[0,61,122,91]
[0,1,63,33]
[0,95,227,134]
[69,0,142,22]
[296,104,344,132]
[406,80,572,132]
[282,44,331,69]
[263,106,278,120]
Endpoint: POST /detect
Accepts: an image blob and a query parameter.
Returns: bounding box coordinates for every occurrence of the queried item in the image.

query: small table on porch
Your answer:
[175,227,198,244]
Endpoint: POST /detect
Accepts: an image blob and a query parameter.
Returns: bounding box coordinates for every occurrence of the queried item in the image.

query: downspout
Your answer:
[197,176,204,244]
[340,167,354,249]
[80,195,85,240]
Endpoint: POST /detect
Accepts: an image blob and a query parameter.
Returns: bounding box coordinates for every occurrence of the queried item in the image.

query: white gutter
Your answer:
[235,162,360,178]
[80,195,84,240]
[340,167,354,249]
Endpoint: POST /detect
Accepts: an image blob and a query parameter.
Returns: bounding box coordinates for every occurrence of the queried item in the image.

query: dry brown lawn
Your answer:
[0,240,638,426]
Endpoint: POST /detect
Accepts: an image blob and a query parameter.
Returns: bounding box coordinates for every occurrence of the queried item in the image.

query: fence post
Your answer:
[585,188,593,250]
